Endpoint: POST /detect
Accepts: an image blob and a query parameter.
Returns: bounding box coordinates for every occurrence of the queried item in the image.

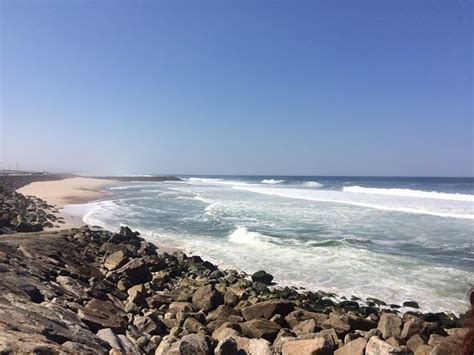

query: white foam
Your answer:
[63,192,472,313]
[344,186,474,202]
[234,186,474,219]
[303,181,324,188]
[261,179,285,184]
[187,177,255,187]
[109,184,160,191]
[228,226,272,247]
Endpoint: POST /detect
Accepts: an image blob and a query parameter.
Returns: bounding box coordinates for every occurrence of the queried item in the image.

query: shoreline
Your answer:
[17,177,119,229]
[17,176,119,207]
[0,176,471,353]
[15,176,469,314]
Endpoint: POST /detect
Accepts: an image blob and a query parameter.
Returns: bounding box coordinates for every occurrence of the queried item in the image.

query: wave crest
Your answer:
[303,181,323,188]
[261,179,285,184]
[343,186,474,202]
[228,226,272,247]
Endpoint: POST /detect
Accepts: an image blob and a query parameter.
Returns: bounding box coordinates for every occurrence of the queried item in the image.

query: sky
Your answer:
[0,0,472,176]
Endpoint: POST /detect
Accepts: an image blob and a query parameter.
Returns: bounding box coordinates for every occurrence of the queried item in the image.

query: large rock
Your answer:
[116,258,152,285]
[96,328,140,353]
[212,323,241,341]
[104,250,129,271]
[377,313,402,339]
[293,319,319,335]
[322,313,374,334]
[168,301,196,315]
[334,337,367,355]
[414,344,433,354]
[241,318,282,342]
[285,310,328,328]
[155,335,179,355]
[56,275,89,299]
[78,299,127,333]
[241,300,295,321]
[406,334,425,352]
[401,317,424,339]
[133,313,166,336]
[429,336,463,355]
[192,285,224,312]
[206,304,240,322]
[167,334,213,355]
[251,270,273,285]
[234,336,273,355]
[183,317,207,334]
[366,336,409,355]
[282,337,334,355]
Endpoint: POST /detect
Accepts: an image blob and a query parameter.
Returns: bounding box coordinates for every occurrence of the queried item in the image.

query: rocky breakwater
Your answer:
[0,225,470,354]
[0,176,67,234]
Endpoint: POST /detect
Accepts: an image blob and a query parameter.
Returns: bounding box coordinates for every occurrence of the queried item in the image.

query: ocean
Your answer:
[66,176,474,313]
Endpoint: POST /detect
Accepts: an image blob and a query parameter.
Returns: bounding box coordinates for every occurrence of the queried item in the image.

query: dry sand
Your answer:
[17,177,117,207]
[17,177,118,228]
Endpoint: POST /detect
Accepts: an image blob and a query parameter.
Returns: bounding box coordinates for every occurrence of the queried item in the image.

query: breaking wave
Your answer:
[303,181,324,188]
[261,179,285,184]
[343,186,474,202]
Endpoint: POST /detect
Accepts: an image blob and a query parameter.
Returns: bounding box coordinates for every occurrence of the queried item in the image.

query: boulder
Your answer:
[183,317,207,334]
[285,310,328,328]
[414,344,433,354]
[96,328,124,351]
[334,337,367,355]
[224,289,240,307]
[104,250,129,271]
[366,336,409,355]
[402,301,419,308]
[192,285,224,312]
[251,270,273,285]
[406,334,425,352]
[168,334,213,355]
[133,313,166,336]
[212,323,241,341]
[206,304,240,322]
[233,336,273,355]
[168,302,196,315]
[116,258,152,285]
[155,335,179,355]
[377,313,402,339]
[241,318,282,342]
[293,318,318,335]
[282,337,334,355]
[400,317,424,339]
[273,328,296,353]
[430,336,463,355]
[78,299,127,333]
[215,337,238,355]
[241,300,295,321]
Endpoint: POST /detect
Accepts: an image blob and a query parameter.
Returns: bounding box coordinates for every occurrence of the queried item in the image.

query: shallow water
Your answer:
[66,176,474,313]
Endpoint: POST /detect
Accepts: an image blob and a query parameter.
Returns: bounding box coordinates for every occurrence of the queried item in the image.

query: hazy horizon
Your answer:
[1,1,472,177]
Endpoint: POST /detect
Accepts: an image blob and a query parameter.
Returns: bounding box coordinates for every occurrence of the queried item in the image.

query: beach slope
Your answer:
[17,177,117,207]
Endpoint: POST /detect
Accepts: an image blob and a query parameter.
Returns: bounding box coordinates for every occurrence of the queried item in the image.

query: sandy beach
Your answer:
[16,177,118,228]
[17,177,117,207]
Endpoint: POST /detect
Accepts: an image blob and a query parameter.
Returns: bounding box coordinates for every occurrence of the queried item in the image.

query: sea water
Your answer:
[66,176,474,313]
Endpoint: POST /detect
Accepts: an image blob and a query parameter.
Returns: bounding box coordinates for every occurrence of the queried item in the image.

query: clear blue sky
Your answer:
[1,1,472,176]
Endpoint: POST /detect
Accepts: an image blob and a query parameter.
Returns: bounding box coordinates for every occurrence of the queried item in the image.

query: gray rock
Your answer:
[241,300,295,321]
[251,270,273,285]
[334,337,367,355]
[377,313,403,339]
[192,284,224,312]
[133,313,166,336]
[241,318,282,342]
[104,250,129,271]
